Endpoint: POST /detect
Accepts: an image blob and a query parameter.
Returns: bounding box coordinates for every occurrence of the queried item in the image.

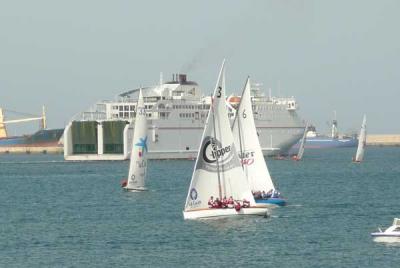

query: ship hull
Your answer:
[292,137,358,150]
[0,129,64,147]
[64,122,304,161]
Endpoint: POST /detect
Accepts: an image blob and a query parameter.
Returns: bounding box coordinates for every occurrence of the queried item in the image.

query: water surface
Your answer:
[0,147,399,267]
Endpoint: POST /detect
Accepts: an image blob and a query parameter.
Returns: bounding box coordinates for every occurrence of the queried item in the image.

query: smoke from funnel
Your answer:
[180,39,233,73]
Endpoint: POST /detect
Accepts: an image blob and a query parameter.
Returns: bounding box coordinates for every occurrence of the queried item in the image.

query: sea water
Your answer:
[0,147,399,267]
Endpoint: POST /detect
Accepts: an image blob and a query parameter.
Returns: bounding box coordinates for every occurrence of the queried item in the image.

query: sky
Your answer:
[1,0,399,135]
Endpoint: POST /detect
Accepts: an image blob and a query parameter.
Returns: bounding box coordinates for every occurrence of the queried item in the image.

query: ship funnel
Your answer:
[178,74,187,83]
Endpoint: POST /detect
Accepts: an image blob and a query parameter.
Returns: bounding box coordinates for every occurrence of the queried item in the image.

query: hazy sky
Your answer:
[1,0,399,135]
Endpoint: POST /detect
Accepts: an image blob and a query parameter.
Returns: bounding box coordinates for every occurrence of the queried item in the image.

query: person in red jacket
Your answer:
[242,198,250,208]
[208,196,214,208]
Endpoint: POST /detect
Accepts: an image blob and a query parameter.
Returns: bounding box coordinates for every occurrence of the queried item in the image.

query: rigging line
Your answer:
[238,105,244,170]
[3,108,40,118]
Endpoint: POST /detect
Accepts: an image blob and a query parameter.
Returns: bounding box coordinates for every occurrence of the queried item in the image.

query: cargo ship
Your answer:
[0,107,64,152]
[63,73,306,161]
[291,115,358,150]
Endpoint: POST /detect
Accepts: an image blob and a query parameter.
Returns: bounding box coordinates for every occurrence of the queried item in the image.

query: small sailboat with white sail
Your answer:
[352,115,366,163]
[121,89,148,192]
[292,122,308,161]
[232,77,286,206]
[183,62,269,220]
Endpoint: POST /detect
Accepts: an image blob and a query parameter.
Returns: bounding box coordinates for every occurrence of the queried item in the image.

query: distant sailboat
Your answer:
[232,77,286,206]
[183,62,269,220]
[293,122,308,161]
[122,89,148,191]
[353,115,367,163]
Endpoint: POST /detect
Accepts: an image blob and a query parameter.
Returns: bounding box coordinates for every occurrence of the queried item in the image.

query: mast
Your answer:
[237,114,244,169]
[159,72,163,86]
[211,94,222,199]
[234,77,250,170]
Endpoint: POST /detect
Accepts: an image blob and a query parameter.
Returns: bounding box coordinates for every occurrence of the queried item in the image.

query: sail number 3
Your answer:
[216,86,222,98]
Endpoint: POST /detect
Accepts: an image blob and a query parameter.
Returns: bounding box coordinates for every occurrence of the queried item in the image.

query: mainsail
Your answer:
[354,115,367,162]
[232,77,275,193]
[126,89,148,190]
[296,122,308,160]
[184,62,255,212]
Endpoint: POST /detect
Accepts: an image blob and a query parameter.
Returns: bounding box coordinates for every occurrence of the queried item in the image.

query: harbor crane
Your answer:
[0,106,46,138]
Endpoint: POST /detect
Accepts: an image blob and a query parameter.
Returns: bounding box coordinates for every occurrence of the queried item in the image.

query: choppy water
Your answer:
[0,147,399,267]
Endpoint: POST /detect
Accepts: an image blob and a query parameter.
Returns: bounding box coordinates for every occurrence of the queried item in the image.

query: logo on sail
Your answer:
[239,150,255,166]
[190,188,198,200]
[135,136,148,157]
[196,136,240,172]
[188,188,201,208]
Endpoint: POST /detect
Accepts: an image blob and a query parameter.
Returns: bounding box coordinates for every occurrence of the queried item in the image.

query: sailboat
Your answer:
[232,77,286,206]
[353,115,366,163]
[292,122,308,161]
[121,89,148,191]
[183,62,269,220]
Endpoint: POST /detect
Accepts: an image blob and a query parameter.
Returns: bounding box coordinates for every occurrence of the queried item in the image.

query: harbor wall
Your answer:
[366,135,400,146]
[0,146,63,154]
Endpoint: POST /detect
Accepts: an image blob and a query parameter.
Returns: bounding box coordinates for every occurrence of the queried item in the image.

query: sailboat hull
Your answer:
[183,207,268,220]
[123,187,148,192]
[255,198,286,206]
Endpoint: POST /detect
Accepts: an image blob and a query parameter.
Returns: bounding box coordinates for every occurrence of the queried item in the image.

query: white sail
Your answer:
[184,62,256,213]
[354,115,367,162]
[296,122,308,160]
[232,77,275,193]
[126,89,148,191]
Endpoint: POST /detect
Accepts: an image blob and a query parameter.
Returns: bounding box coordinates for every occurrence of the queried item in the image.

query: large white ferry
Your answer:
[63,74,305,161]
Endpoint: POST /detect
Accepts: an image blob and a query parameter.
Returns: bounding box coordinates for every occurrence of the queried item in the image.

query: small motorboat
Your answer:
[371,218,400,243]
[254,190,287,206]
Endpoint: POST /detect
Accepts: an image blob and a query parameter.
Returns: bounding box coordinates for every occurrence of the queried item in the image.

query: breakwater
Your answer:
[366,135,400,146]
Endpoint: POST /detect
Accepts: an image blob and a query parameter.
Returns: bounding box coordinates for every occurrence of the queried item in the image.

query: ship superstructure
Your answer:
[63,74,305,160]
